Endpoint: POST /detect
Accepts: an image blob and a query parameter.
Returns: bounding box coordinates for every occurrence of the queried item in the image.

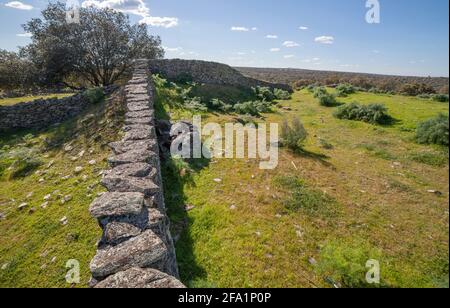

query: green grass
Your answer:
[156,84,449,288]
[0,90,125,287]
[0,94,74,106]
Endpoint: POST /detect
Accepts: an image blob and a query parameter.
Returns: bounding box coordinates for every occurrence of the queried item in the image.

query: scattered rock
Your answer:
[427,190,443,196]
[88,160,97,166]
[185,204,195,211]
[230,205,237,210]
[28,207,36,214]
[94,267,185,289]
[255,231,262,237]
[26,192,34,199]
[18,203,28,211]
[60,216,68,225]
[74,166,83,174]
[44,194,51,201]
[50,257,57,263]
[213,178,222,183]
[1,263,9,270]
[64,145,73,152]
[38,178,45,183]
[308,257,318,266]
[0,212,5,220]
[40,202,49,209]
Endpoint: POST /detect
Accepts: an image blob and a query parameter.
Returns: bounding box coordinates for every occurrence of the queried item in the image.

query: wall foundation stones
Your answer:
[89,59,183,288]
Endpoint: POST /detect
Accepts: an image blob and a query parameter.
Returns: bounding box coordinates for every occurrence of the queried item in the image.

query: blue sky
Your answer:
[1,0,449,77]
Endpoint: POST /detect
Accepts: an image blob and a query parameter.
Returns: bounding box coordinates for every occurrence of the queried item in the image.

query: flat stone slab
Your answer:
[123,129,154,141]
[94,267,185,289]
[125,110,154,118]
[89,192,145,219]
[105,163,155,178]
[104,222,141,245]
[127,103,150,112]
[125,117,154,125]
[90,230,167,279]
[108,149,158,166]
[102,176,160,197]
[109,140,157,155]
[123,124,154,133]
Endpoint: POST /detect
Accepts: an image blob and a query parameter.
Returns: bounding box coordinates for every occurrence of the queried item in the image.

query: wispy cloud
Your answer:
[315,36,334,44]
[270,48,280,52]
[5,1,33,10]
[231,26,250,32]
[164,46,183,52]
[82,0,179,28]
[16,32,32,37]
[299,26,308,30]
[284,55,295,59]
[266,35,278,39]
[283,41,300,48]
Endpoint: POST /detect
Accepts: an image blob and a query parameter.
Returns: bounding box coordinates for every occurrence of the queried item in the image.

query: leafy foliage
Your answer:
[82,88,105,104]
[336,83,356,97]
[432,94,449,103]
[233,101,273,116]
[334,103,393,125]
[280,117,308,152]
[416,114,449,146]
[274,88,291,100]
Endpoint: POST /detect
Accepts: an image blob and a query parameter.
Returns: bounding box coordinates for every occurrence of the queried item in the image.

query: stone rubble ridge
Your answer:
[89,59,184,289]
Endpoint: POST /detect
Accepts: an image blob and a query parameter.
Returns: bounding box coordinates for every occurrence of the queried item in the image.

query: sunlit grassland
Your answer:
[159,87,449,288]
[0,94,75,106]
[0,90,125,288]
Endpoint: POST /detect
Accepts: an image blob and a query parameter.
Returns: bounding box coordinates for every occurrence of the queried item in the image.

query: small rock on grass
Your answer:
[230,205,237,210]
[74,167,83,174]
[18,203,28,211]
[60,217,68,225]
[427,190,443,196]
[185,205,195,211]
[0,212,5,220]
[1,263,9,270]
[213,178,222,183]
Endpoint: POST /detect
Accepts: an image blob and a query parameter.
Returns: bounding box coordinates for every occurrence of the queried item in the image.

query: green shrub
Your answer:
[416,114,449,146]
[184,97,208,112]
[253,86,276,102]
[209,98,233,113]
[432,94,449,103]
[408,151,448,167]
[83,87,105,104]
[336,83,356,97]
[318,93,338,107]
[313,87,327,98]
[280,117,308,152]
[274,88,291,100]
[417,94,432,100]
[0,146,42,179]
[334,103,393,125]
[233,100,273,116]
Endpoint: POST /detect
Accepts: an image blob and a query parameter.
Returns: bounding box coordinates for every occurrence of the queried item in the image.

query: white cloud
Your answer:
[299,26,308,30]
[140,16,179,28]
[315,36,334,44]
[16,32,32,37]
[283,41,300,48]
[302,57,320,63]
[251,27,258,31]
[5,1,33,10]
[164,46,183,52]
[231,26,249,32]
[284,55,295,59]
[266,35,278,39]
[82,0,178,28]
[270,48,280,52]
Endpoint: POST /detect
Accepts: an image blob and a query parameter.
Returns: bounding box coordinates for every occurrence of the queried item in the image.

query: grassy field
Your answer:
[0,94,74,106]
[0,90,125,288]
[158,87,449,288]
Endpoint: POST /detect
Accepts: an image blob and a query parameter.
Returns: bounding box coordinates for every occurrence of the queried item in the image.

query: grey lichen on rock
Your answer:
[89,192,145,219]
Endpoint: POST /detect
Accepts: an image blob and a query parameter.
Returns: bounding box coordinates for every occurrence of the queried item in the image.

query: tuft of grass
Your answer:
[273,175,338,216]
[408,150,448,167]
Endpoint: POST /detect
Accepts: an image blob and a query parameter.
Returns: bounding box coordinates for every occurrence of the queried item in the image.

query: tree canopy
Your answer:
[19,1,164,88]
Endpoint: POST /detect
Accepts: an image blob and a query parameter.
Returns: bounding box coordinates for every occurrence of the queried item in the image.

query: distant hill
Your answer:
[235,67,449,94]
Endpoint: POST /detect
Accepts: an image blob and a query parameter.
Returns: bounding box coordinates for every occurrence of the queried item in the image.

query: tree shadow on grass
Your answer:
[289,147,335,169]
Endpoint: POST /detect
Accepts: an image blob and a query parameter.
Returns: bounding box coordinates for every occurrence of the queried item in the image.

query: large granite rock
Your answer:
[101,175,160,197]
[104,222,141,245]
[109,139,157,155]
[108,148,158,166]
[89,192,145,219]
[94,267,185,288]
[90,230,168,279]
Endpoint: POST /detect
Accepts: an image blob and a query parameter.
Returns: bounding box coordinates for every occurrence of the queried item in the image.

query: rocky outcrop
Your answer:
[89,59,183,288]
[149,58,292,92]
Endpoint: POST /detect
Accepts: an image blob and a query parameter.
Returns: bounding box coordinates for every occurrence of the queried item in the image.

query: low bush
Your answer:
[313,87,328,98]
[318,93,338,107]
[416,114,449,146]
[208,98,233,113]
[280,117,308,152]
[184,97,208,112]
[334,103,393,125]
[82,87,105,104]
[274,88,291,100]
[432,94,449,103]
[336,83,356,97]
[233,100,273,116]
[0,146,42,179]
[253,86,276,102]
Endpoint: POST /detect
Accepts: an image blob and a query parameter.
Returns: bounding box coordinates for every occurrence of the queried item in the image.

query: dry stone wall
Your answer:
[149,59,292,92]
[88,59,184,288]
[0,94,91,132]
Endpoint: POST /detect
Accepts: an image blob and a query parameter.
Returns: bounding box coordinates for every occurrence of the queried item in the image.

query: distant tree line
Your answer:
[236,67,449,96]
[0,2,164,93]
